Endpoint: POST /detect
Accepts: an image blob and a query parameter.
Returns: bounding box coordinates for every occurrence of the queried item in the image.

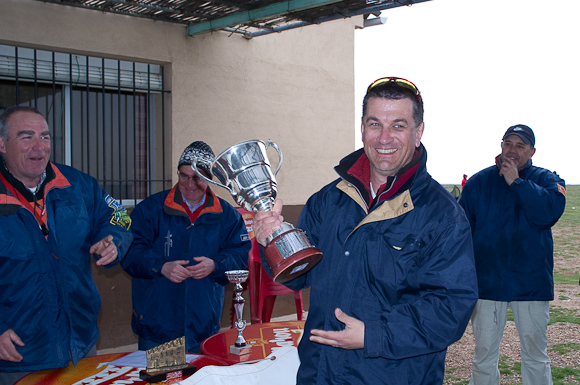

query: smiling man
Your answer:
[253,78,478,384]
[460,125,566,385]
[121,141,250,353]
[0,109,50,187]
[0,106,133,385]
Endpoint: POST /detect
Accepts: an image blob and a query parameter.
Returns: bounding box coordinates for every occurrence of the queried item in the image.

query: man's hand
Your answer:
[188,257,215,280]
[0,329,24,362]
[309,308,365,350]
[253,199,284,247]
[499,156,519,186]
[89,235,118,266]
[161,260,192,283]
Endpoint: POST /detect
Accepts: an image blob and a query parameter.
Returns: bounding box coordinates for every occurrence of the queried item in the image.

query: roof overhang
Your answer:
[37,0,433,38]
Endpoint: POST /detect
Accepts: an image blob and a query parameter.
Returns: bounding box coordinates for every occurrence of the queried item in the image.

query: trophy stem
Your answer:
[225,270,252,356]
[232,283,247,347]
[252,198,275,213]
[265,221,295,245]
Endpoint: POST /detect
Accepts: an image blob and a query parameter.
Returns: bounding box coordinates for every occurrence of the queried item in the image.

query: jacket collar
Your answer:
[0,161,69,201]
[0,162,70,215]
[335,144,426,210]
[0,156,59,201]
[164,184,223,218]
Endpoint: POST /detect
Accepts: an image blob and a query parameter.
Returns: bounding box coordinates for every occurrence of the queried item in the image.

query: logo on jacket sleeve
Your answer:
[105,194,132,230]
[557,184,566,197]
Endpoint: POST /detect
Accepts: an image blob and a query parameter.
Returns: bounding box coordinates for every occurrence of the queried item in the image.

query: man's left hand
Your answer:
[89,235,118,266]
[187,256,216,280]
[309,308,365,350]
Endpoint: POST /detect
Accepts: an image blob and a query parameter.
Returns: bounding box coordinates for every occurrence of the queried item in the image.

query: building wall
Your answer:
[169,21,359,206]
[0,0,358,349]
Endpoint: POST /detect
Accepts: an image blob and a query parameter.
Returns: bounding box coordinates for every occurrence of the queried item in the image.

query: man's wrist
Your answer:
[508,177,523,188]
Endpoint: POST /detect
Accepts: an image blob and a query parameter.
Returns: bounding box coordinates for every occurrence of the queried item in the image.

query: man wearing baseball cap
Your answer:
[502,123,535,145]
[459,125,566,385]
[122,141,251,353]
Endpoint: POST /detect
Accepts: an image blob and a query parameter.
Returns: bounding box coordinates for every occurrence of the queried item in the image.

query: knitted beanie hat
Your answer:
[178,141,215,177]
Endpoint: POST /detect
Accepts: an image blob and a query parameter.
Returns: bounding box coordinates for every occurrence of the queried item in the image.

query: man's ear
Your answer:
[0,136,6,154]
[415,122,425,147]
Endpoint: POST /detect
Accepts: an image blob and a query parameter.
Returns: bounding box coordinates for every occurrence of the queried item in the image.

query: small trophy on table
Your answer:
[226,270,252,356]
[139,336,197,383]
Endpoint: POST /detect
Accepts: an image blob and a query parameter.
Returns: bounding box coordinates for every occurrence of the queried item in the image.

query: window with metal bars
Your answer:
[0,44,172,206]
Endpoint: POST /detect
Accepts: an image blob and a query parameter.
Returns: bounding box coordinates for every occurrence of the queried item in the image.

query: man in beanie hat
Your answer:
[178,141,215,178]
[122,141,251,353]
[460,125,566,385]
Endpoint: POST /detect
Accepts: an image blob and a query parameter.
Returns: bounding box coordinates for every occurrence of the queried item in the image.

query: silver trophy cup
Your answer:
[225,270,251,355]
[192,139,322,283]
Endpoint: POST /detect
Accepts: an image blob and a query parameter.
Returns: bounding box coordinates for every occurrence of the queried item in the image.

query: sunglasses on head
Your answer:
[366,77,422,101]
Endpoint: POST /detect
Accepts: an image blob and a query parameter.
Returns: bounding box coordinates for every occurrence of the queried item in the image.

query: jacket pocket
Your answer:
[365,231,424,302]
[0,217,36,260]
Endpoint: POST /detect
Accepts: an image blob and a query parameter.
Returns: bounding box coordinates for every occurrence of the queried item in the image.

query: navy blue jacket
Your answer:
[122,185,250,352]
[0,162,133,372]
[280,146,478,385]
[459,157,566,301]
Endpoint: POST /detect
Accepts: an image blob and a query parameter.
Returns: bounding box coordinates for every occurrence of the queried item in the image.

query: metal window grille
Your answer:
[0,44,172,206]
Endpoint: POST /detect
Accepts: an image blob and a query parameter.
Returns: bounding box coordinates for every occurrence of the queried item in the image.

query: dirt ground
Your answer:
[444,226,580,384]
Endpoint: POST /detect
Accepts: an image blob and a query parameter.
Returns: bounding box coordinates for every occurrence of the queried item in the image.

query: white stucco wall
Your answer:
[1,0,358,205]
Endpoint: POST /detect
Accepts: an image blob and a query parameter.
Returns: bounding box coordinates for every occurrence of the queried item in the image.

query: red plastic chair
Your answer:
[231,208,304,326]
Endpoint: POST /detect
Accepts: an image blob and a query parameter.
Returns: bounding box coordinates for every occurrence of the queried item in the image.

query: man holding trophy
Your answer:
[253,78,479,384]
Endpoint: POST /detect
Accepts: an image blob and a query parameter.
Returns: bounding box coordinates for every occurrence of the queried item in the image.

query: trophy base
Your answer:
[265,236,323,283]
[139,364,197,383]
[230,344,252,355]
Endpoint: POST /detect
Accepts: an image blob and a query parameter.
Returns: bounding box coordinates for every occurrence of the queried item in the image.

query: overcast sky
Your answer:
[354,0,579,184]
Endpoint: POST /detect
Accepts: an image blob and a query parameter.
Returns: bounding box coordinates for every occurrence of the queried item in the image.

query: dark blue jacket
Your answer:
[122,185,250,352]
[459,157,566,301]
[281,146,478,385]
[0,162,133,372]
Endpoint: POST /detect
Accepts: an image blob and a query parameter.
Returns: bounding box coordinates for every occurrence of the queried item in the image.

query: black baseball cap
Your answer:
[502,124,535,147]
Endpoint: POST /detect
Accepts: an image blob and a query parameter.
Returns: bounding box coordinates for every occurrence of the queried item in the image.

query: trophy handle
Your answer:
[265,139,283,176]
[190,161,232,194]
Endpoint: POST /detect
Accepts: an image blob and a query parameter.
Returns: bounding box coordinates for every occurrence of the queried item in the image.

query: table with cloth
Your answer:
[13,352,227,385]
[13,321,304,385]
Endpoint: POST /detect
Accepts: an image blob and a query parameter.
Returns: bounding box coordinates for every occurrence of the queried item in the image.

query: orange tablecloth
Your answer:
[200,321,305,365]
[14,352,227,385]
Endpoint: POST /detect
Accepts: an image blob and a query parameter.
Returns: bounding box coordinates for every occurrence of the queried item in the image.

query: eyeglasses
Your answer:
[366,77,422,101]
[177,171,202,182]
